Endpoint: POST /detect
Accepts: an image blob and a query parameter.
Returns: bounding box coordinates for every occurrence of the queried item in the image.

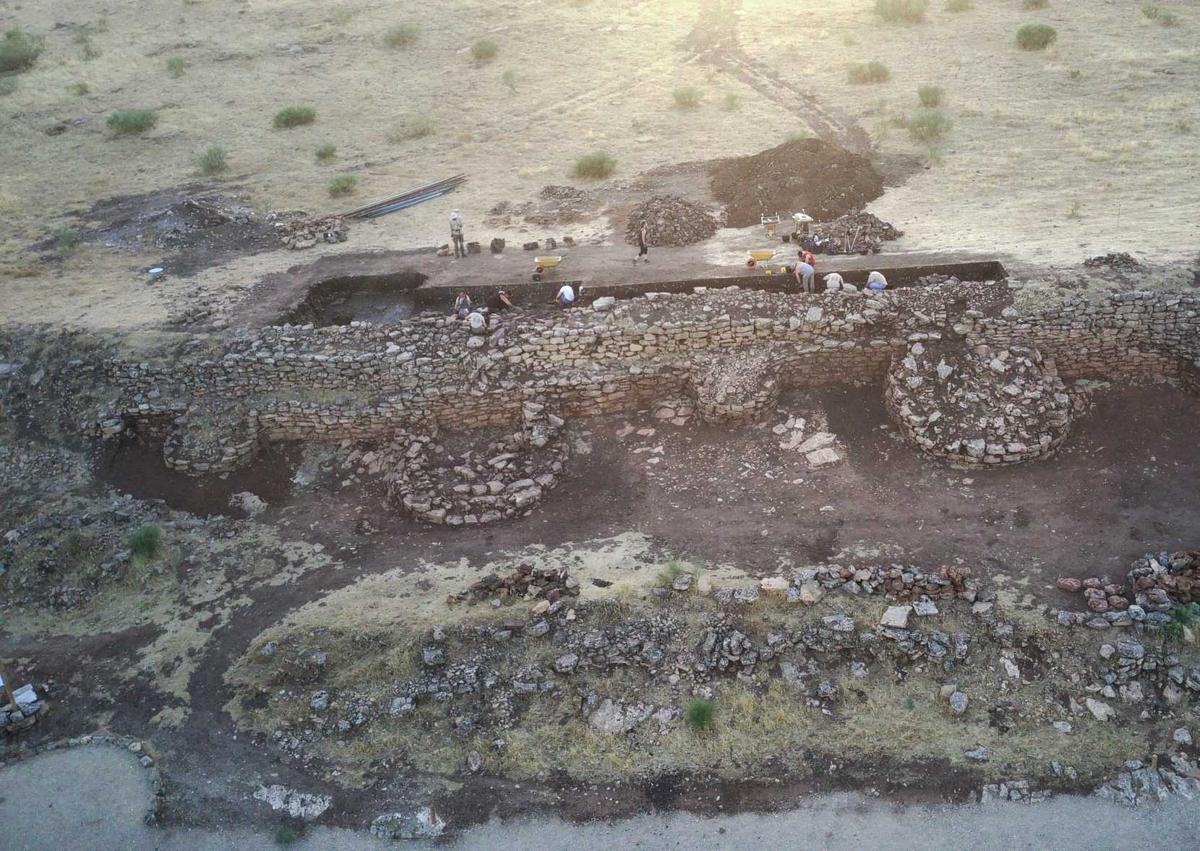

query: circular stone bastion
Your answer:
[885,341,1074,466]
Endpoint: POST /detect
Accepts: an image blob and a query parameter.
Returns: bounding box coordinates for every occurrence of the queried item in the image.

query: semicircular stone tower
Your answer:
[885,341,1074,466]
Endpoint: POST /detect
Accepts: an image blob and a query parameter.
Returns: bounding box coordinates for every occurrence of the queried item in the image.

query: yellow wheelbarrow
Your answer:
[532,255,563,281]
[746,248,776,270]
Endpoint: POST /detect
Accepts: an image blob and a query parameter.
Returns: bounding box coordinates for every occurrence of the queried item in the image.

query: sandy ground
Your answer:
[2,746,1199,850]
[1,0,1197,329]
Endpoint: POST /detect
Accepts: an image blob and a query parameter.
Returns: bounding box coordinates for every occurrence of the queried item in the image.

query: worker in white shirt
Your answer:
[867,270,888,292]
[449,210,466,258]
[556,283,576,308]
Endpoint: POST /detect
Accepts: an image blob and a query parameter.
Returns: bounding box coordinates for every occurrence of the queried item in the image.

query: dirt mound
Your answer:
[709,138,884,228]
[624,195,721,246]
[62,188,284,276]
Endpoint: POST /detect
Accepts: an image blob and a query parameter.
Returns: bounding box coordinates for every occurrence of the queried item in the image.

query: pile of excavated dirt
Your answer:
[709,138,884,228]
[624,195,722,246]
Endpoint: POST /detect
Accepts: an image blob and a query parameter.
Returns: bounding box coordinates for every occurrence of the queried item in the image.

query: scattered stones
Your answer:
[1086,698,1117,722]
[948,691,969,715]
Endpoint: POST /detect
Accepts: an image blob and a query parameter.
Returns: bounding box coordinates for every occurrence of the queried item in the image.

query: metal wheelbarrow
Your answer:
[532,255,563,281]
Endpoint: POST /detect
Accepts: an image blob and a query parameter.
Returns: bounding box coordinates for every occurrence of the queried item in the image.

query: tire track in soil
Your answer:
[681,0,872,156]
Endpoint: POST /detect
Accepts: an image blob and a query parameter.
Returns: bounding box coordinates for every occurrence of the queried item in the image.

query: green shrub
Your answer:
[55,228,79,252]
[0,28,45,73]
[720,92,740,111]
[917,84,944,107]
[1022,0,1047,8]
[166,56,186,77]
[685,698,716,732]
[107,109,158,134]
[908,107,952,141]
[848,61,891,84]
[328,174,358,197]
[471,39,498,63]
[672,86,703,109]
[0,77,15,97]
[502,68,517,93]
[75,32,101,61]
[198,145,228,175]
[944,0,972,11]
[656,560,695,588]
[315,143,337,162]
[275,825,298,845]
[128,524,162,559]
[273,105,316,128]
[571,151,616,179]
[1016,23,1057,50]
[69,81,90,96]
[875,0,929,23]
[1142,5,1180,26]
[389,114,434,142]
[383,23,419,48]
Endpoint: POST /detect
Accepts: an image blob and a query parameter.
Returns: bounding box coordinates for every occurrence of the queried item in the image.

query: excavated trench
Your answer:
[283,270,427,326]
[94,432,301,516]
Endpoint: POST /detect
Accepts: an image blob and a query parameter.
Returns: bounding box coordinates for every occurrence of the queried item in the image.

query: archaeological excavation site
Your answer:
[2,0,1200,847]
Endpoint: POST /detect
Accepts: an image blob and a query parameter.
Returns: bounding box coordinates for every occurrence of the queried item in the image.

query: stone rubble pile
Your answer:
[380,400,568,526]
[886,341,1074,466]
[447,563,581,606]
[624,195,722,247]
[693,349,782,424]
[1,682,46,734]
[810,210,902,255]
[275,216,348,250]
[1055,550,1200,625]
[1083,252,1140,271]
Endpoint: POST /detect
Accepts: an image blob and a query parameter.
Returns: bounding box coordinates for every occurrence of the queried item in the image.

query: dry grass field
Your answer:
[2,0,1197,328]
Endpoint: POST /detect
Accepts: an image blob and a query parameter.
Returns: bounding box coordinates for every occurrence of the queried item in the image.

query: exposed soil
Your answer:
[709,138,885,228]
[3,381,1199,835]
[60,187,284,277]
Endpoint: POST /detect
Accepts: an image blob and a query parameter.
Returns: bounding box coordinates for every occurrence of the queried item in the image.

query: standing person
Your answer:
[634,219,649,264]
[449,210,466,259]
[801,248,816,269]
[794,259,816,293]
[866,270,888,293]
[555,283,576,308]
[453,291,472,318]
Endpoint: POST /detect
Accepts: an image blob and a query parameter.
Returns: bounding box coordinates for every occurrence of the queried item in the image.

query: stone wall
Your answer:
[12,283,1195,475]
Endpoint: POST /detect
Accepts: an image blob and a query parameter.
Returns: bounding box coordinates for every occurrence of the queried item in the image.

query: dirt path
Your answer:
[682,0,872,155]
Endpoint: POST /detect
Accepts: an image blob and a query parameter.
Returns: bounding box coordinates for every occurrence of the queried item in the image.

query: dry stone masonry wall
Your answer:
[5,282,1199,521]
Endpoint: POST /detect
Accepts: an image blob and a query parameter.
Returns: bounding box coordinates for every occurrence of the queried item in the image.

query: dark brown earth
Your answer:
[6,381,1200,833]
[709,139,885,229]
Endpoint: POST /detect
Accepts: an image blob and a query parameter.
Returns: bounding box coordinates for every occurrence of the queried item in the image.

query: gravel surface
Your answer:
[3,747,1199,850]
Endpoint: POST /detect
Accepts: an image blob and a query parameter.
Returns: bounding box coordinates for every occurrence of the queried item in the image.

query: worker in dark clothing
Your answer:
[485,289,513,313]
[634,220,649,264]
